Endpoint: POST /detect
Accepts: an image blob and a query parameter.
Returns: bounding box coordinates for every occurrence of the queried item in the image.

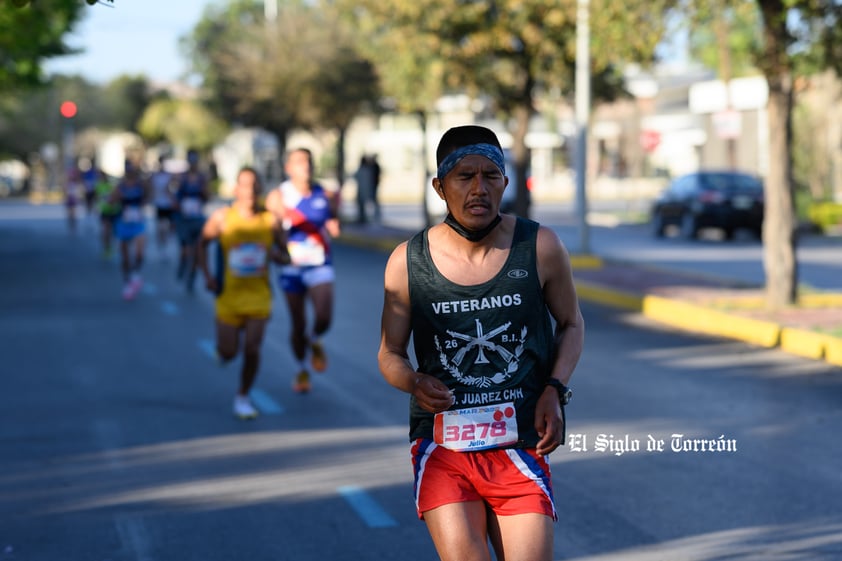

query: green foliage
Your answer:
[0,73,160,161]
[0,0,85,91]
[0,75,102,160]
[807,201,842,234]
[137,99,228,153]
[183,0,380,156]
[7,0,114,5]
[683,0,762,78]
[102,75,153,132]
[342,0,669,114]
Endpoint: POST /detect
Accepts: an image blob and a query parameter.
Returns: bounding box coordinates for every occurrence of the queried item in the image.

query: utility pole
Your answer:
[574,0,591,254]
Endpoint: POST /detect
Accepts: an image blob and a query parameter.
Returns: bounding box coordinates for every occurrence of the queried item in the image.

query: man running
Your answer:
[198,167,288,419]
[175,149,210,292]
[265,148,340,394]
[150,155,176,260]
[95,168,120,259]
[378,125,584,561]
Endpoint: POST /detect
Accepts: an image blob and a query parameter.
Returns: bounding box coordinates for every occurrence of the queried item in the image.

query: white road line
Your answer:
[197,338,217,360]
[160,301,179,316]
[250,388,284,414]
[338,486,398,528]
[141,283,158,296]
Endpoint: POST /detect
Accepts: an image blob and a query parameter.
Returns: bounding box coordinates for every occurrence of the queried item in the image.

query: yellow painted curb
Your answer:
[825,337,842,367]
[570,254,603,270]
[780,328,827,360]
[799,293,842,308]
[337,233,406,253]
[641,295,781,348]
[574,281,642,311]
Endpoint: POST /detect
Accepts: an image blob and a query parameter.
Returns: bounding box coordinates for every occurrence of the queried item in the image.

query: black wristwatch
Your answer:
[545,378,572,406]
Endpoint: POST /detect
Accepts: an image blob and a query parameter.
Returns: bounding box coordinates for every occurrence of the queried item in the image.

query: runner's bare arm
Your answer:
[325,190,341,238]
[379,243,454,414]
[534,225,585,455]
[197,209,224,292]
[269,216,290,265]
[264,188,282,218]
[537,225,584,385]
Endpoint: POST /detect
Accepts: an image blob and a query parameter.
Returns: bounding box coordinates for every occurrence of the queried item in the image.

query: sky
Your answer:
[44,0,219,85]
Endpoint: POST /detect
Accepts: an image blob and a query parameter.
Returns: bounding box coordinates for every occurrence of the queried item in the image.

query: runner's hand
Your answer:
[270,246,291,265]
[205,276,218,294]
[535,387,564,456]
[412,374,455,414]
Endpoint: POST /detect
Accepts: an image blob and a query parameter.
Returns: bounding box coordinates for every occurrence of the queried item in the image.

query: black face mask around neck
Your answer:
[443,213,502,242]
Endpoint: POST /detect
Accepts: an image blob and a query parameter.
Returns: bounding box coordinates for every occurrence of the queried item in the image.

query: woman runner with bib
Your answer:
[110,160,150,300]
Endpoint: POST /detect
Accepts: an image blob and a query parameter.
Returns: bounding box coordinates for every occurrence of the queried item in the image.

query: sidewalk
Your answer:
[337,218,842,369]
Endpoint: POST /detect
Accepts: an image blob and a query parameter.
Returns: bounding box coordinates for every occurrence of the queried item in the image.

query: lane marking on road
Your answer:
[141,283,158,296]
[198,338,217,360]
[338,486,398,528]
[115,514,154,561]
[250,388,284,414]
[161,301,179,316]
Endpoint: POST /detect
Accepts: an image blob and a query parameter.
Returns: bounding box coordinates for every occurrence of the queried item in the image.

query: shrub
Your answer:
[808,201,842,233]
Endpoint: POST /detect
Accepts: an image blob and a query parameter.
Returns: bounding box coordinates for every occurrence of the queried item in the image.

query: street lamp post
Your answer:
[574,0,591,254]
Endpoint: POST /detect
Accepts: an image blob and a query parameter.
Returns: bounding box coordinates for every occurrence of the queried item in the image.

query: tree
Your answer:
[101,75,155,132]
[752,0,842,309]
[184,0,380,183]
[678,0,841,309]
[0,75,104,161]
[682,0,761,168]
[294,4,381,187]
[137,98,228,153]
[334,0,452,224]
[7,0,114,5]
[0,0,85,91]
[339,0,673,217]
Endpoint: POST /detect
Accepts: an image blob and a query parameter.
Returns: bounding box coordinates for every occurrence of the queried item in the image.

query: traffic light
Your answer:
[60,101,77,119]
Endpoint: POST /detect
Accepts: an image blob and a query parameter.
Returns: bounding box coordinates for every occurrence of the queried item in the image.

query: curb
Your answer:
[575,277,842,368]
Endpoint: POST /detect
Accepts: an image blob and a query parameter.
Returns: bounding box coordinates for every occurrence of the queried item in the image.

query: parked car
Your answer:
[650,170,764,240]
[424,150,529,222]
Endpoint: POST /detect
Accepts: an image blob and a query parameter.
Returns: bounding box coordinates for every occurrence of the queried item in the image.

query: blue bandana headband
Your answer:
[436,143,505,180]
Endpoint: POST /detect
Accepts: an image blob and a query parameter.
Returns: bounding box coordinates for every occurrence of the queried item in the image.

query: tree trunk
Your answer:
[757,0,798,310]
[335,126,347,188]
[511,103,531,218]
[417,111,435,227]
[763,72,798,309]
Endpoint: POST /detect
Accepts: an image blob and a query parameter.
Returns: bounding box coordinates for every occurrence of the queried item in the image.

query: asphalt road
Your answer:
[1,201,841,561]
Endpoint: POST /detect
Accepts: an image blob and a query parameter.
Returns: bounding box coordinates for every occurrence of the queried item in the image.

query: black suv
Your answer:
[651,170,764,240]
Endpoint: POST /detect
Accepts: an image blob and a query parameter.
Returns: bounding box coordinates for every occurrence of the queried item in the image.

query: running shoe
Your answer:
[233,395,258,419]
[310,341,327,373]
[122,283,136,301]
[130,273,143,291]
[292,369,311,394]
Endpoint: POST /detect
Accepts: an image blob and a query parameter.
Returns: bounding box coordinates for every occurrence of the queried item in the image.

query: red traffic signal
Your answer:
[60,101,78,119]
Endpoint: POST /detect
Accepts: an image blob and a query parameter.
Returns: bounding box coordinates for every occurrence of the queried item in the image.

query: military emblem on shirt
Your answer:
[434,319,527,388]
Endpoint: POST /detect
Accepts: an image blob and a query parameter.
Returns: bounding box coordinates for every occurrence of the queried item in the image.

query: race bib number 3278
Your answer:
[433,403,518,452]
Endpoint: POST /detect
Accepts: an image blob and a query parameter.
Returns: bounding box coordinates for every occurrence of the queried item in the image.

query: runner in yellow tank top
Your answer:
[215,202,275,322]
[198,167,290,419]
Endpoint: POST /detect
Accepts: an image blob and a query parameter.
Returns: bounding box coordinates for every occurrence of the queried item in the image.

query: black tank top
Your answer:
[407,217,554,448]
